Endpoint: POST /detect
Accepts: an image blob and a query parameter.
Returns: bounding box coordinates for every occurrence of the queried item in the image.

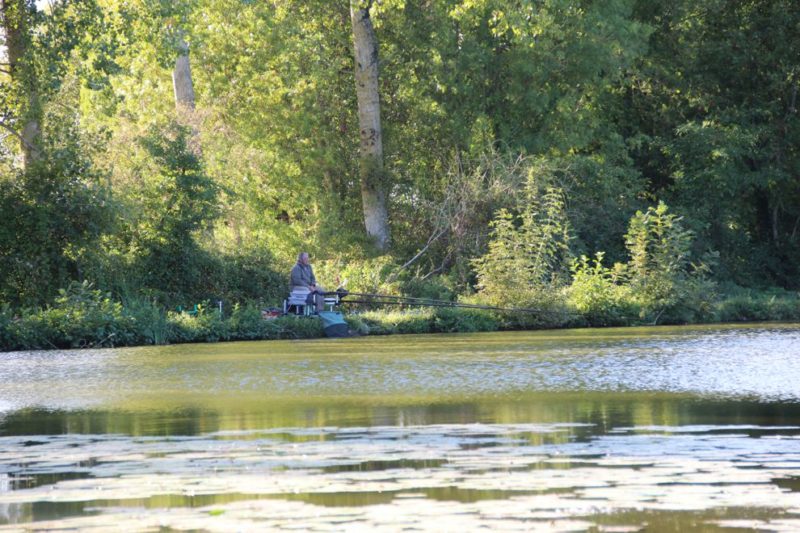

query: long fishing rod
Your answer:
[338,291,544,314]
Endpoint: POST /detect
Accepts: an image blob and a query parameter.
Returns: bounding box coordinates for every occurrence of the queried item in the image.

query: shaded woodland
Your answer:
[1,0,798,343]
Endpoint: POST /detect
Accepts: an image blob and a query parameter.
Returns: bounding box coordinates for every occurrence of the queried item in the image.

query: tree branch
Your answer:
[421,265,443,281]
[0,118,37,153]
[386,227,448,283]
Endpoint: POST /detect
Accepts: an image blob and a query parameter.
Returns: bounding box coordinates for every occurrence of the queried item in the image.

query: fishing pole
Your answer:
[338,291,544,314]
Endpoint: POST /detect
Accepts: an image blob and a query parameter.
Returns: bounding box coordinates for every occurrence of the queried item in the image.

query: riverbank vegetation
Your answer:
[1,279,798,351]
[1,0,799,351]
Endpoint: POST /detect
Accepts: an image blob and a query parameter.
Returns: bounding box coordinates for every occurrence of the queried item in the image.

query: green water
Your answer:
[1,323,800,531]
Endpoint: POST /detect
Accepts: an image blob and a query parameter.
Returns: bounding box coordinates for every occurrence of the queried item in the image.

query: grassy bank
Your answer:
[1,283,798,352]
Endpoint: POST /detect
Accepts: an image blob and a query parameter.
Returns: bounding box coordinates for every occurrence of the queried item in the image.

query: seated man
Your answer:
[289,251,325,314]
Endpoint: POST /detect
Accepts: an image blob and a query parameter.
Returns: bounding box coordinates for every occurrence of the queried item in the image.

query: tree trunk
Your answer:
[1,0,41,169]
[172,38,196,111]
[172,36,202,157]
[350,0,390,251]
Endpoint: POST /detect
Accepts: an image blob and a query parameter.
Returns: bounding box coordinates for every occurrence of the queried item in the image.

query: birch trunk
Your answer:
[1,0,41,169]
[350,0,390,251]
[172,38,196,111]
[172,36,202,157]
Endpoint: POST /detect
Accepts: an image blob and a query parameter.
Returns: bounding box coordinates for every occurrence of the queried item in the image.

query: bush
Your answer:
[167,303,230,343]
[623,202,716,323]
[314,255,401,295]
[227,303,268,340]
[0,304,13,349]
[344,314,370,335]
[432,308,499,333]
[258,316,324,339]
[401,275,457,301]
[4,281,136,349]
[124,297,170,345]
[472,185,572,308]
[567,253,636,326]
[348,309,432,335]
[348,307,501,335]
[714,288,800,322]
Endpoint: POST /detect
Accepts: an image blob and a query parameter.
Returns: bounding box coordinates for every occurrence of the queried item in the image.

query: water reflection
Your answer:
[1,323,799,530]
[2,324,800,414]
[1,422,799,530]
[3,395,800,438]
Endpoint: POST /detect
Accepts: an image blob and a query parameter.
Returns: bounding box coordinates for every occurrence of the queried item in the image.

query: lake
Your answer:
[1,323,800,531]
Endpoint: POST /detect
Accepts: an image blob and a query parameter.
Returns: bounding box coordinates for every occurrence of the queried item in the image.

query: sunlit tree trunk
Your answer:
[350,0,390,251]
[172,35,202,158]
[172,38,195,111]
[1,0,41,169]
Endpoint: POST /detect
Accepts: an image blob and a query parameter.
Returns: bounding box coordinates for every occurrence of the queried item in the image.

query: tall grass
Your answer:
[0,286,798,352]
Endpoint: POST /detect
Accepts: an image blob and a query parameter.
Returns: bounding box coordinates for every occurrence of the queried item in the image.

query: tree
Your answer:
[1,0,103,170]
[350,0,390,251]
[1,0,40,168]
[131,122,219,301]
[627,0,800,286]
[172,36,195,112]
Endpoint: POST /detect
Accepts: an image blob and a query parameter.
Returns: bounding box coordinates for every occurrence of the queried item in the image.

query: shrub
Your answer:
[714,288,800,322]
[227,303,268,340]
[433,308,499,333]
[167,303,230,343]
[344,314,370,335]
[401,275,456,301]
[315,255,401,295]
[375,309,435,334]
[567,253,635,326]
[472,170,572,309]
[4,281,136,349]
[259,316,324,339]
[350,307,498,335]
[0,304,13,350]
[622,202,715,324]
[124,297,170,345]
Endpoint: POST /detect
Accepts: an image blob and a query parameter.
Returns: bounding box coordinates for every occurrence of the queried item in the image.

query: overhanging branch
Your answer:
[0,118,37,153]
[386,227,448,283]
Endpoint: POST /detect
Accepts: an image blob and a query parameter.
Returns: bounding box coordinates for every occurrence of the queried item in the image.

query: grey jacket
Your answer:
[290,262,316,289]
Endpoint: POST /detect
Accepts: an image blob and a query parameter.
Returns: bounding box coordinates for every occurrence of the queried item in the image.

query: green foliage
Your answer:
[1,285,798,352]
[347,307,499,336]
[473,167,572,307]
[315,256,402,296]
[225,303,266,340]
[401,275,457,302]
[73,120,235,305]
[713,288,800,323]
[166,304,229,343]
[3,0,800,348]
[567,253,634,327]
[351,309,435,336]
[123,297,169,345]
[5,281,135,350]
[0,303,14,349]
[130,122,219,300]
[433,308,498,333]
[622,202,715,323]
[564,203,719,326]
[0,161,111,306]
[627,0,800,286]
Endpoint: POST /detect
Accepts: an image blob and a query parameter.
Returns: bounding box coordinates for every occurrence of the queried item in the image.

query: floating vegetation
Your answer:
[1,424,800,530]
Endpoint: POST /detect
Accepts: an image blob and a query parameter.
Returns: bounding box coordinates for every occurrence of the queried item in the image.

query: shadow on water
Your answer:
[3,396,800,438]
